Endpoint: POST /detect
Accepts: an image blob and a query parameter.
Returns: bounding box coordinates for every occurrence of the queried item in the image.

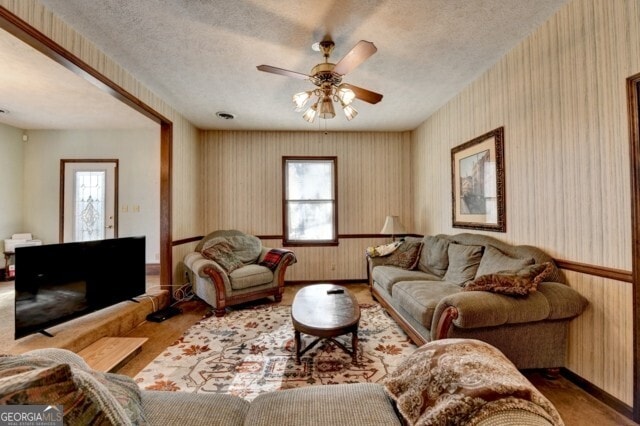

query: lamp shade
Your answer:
[380,215,406,235]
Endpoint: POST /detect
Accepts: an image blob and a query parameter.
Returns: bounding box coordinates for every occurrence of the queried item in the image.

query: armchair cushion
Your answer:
[229,265,274,290]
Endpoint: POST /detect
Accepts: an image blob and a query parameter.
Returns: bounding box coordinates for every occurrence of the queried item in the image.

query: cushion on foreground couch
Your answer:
[0,341,562,426]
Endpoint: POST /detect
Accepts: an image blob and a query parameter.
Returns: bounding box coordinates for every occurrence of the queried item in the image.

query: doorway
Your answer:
[60,159,118,242]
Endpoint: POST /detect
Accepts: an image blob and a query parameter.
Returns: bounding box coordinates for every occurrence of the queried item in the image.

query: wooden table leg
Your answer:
[352,328,358,364]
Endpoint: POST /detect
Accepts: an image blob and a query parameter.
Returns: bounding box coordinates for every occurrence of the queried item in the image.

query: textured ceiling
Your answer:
[0,28,155,130]
[12,0,569,131]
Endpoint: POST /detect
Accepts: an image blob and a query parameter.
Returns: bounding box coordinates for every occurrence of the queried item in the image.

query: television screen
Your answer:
[14,236,146,339]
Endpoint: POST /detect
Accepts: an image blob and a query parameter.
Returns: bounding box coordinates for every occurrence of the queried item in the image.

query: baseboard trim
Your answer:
[560,367,633,420]
[146,263,160,275]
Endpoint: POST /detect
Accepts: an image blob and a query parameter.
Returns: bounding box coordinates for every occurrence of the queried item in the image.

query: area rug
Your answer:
[134,304,416,400]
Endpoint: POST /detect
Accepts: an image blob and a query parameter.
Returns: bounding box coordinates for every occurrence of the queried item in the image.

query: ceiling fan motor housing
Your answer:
[310,63,342,86]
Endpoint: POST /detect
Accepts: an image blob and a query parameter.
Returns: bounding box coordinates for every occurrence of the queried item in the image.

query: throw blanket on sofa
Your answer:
[366,241,402,257]
[384,339,563,426]
[259,249,295,271]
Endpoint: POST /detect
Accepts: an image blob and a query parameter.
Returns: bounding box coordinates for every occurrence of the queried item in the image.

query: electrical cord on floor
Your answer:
[171,282,194,307]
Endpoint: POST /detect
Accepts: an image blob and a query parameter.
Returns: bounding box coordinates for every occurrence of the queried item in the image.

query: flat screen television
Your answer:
[14,236,146,339]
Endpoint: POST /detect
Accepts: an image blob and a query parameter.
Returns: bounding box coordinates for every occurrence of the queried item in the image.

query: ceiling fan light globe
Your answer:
[337,86,356,105]
[302,103,318,123]
[319,97,335,119]
[343,104,358,121]
[292,91,312,110]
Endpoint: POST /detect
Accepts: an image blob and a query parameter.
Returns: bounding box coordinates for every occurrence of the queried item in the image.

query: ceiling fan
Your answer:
[257,39,383,123]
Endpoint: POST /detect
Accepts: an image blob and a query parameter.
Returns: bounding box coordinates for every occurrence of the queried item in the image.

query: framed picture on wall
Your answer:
[451,126,505,232]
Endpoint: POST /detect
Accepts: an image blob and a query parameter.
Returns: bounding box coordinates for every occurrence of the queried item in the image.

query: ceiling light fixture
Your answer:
[293,83,357,122]
[258,39,383,123]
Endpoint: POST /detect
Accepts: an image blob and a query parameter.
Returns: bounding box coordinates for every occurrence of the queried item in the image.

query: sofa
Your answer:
[183,230,296,316]
[367,233,588,370]
[0,339,564,425]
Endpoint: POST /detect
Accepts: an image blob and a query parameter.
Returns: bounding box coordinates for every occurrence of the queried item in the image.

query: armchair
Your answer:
[183,230,296,316]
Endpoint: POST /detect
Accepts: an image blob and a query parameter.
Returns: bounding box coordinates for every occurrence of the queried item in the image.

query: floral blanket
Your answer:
[384,338,564,426]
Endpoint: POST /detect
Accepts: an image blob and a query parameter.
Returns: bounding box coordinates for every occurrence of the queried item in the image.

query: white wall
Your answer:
[0,122,24,267]
[23,128,160,263]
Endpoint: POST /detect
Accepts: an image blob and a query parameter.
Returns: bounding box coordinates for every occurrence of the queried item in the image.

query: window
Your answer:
[283,157,338,245]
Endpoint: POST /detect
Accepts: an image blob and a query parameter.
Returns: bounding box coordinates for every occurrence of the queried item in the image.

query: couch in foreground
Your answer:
[368,233,588,370]
[0,339,563,425]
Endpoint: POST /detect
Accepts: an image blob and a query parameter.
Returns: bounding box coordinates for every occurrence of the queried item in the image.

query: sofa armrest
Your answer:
[431,289,552,340]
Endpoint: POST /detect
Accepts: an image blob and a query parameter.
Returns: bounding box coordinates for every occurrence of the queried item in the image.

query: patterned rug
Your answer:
[134,303,416,400]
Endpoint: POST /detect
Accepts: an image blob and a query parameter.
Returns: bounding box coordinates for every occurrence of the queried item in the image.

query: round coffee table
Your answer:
[291,284,361,364]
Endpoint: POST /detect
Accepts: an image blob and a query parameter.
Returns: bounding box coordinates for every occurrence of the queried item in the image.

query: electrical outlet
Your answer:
[330,264,336,271]
[121,205,128,212]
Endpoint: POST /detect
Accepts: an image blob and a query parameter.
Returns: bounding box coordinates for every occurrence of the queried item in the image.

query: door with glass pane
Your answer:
[61,160,117,242]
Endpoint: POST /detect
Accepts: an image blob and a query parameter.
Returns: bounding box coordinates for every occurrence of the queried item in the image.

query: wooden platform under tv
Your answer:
[77,337,148,373]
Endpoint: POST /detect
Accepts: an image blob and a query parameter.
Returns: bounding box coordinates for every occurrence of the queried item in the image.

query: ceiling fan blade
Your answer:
[256,65,309,80]
[333,40,377,76]
[341,83,383,104]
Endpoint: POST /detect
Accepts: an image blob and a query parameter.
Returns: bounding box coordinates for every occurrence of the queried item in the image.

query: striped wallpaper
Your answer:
[200,130,412,282]
[411,0,639,407]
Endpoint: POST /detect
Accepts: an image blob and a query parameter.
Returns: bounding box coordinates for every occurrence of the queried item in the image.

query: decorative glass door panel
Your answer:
[74,170,106,241]
[62,161,117,242]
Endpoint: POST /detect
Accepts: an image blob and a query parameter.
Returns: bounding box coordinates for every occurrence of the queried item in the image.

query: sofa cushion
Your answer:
[465,262,553,296]
[384,339,563,426]
[142,390,249,426]
[475,245,534,278]
[229,264,274,290]
[372,266,441,294]
[417,235,450,277]
[380,240,423,269]
[392,281,461,328]
[443,243,484,285]
[245,383,401,426]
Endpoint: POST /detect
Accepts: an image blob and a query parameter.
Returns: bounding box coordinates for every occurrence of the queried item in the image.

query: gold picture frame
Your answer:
[451,127,505,232]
